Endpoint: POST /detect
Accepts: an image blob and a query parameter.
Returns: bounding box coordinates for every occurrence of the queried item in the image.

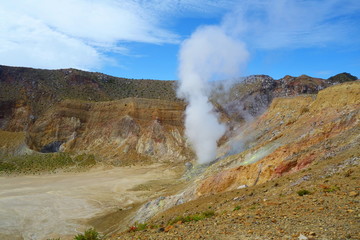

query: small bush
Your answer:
[204,210,215,217]
[300,107,310,115]
[297,189,311,196]
[168,210,215,225]
[73,228,101,240]
[233,206,241,211]
[323,186,339,193]
[128,222,151,232]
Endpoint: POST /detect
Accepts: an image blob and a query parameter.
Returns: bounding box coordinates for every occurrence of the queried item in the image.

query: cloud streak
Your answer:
[223,0,360,49]
[0,0,358,73]
[0,0,237,71]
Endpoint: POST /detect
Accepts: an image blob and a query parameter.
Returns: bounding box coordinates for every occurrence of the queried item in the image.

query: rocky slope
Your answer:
[0,65,359,239]
[3,65,356,168]
[0,65,178,132]
[26,98,190,164]
[113,81,360,240]
[199,81,360,195]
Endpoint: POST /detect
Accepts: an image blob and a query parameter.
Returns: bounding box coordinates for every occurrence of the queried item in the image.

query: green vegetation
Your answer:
[328,72,358,83]
[300,107,310,115]
[233,205,241,211]
[132,222,148,231]
[0,65,179,118]
[73,154,97,167]
[322,185,340,193]
[168,210,215,225]
[297,189,311,196]
[73,228,101,240]
[0,152,96,175]
[128,222,162,232]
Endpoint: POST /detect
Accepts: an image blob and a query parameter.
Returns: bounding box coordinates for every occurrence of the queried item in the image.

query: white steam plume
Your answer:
[177,25,248,164]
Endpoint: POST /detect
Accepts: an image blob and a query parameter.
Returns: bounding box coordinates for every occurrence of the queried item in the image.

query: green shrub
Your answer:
[202,210,215,218]
[73,228,101,240]
[323,186,339,193]
[168,210,215,225]
[135,222,148,231]
[233,206,241,211]
[297,189,311,196]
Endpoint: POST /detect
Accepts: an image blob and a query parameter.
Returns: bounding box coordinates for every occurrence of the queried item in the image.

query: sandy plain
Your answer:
[0,164,183,240]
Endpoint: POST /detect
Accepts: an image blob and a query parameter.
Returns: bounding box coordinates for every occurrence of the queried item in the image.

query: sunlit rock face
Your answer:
[0,65,178,132]
[26,98,191,164]
[0,65,358,169]
[197,81,360,195]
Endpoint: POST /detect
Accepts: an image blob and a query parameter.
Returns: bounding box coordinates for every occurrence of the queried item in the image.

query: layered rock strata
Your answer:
[26,98,190,164]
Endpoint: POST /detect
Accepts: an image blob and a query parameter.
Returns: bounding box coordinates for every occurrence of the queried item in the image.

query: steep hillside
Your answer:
[212,74,330,125]
[2,65,348,170]
[26,98,190,165]
[0,65,358,239]
[199,81,360,195]
[0,65,178,131]
[115,81,360,240]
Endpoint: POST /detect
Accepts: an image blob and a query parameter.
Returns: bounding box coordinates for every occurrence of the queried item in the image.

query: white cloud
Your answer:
[223,0,360,49]
[0,0,177,70]
[0,0,237,71]
[2,0,358,71]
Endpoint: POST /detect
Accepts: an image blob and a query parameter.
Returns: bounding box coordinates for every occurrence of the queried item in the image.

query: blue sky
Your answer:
[1,0,359,80]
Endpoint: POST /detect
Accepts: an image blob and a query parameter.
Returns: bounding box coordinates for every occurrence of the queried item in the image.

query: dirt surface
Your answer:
[113,154,360,240]
[0,163,185,240]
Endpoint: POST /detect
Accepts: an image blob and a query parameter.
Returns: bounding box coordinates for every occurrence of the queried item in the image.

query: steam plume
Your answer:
[177,25,248,164]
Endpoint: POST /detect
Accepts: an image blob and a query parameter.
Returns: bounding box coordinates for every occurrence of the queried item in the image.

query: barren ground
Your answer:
[114,154,360,240]
[0,164,185,240]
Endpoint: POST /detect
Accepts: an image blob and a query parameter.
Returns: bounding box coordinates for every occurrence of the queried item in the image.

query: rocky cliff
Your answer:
[1,65,359,239]
[0,65,357,169]
[129,81,359,225]
[198,81,360,195]
[0,65,178,132]
[26,98,190,164]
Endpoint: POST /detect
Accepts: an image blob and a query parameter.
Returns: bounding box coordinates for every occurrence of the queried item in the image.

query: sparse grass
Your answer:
[128,222,161,232]
[300,107,310,115]
[0,152,96,175]
[135,222,148,231]
[73,228,101,240]
[0,66,180,124]
[322,185,340,193]
[73,154,97,167]
[297,189,311,196]
[168,210,215,226]
[233,205,241,211]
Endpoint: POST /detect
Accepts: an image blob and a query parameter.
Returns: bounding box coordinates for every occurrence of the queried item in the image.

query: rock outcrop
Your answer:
[0,65,178,132]
[213,74,330,125]
[128,81,359,224]
[26,98,190,164]
[197,81,360,195]
[0,65,358,168]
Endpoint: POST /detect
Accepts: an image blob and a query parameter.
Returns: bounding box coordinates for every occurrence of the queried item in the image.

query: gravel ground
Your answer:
[110,156,359,240]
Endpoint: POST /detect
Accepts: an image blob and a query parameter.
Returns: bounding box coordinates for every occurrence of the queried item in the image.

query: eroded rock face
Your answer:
[197,81,360,195]
[26,98,190,164]
[213,74,331,125]
[0,65,179,132]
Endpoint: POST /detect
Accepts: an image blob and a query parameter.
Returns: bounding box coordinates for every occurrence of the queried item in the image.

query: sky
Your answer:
[1,0,360,80]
